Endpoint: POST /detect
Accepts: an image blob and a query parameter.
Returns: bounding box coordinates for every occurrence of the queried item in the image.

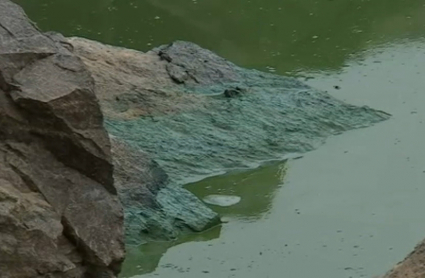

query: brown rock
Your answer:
[0,0,125,277]
[382,239,425,278]
[67,37,209,119]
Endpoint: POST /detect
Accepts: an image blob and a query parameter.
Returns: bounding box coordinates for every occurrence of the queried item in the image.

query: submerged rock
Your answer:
[203,195,242,207]
[0,1,124,277]
[68,37,390,245]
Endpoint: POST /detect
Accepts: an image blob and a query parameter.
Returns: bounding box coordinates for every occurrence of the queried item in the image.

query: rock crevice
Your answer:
[0,1,124,277]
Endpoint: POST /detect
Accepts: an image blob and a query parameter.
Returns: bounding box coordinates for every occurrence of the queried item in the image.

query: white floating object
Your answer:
[203,195,241,207]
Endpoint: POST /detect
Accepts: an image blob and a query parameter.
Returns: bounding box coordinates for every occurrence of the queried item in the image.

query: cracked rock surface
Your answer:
[0,1,124,277]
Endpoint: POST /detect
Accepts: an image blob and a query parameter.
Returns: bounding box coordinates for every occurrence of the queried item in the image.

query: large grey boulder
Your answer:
[0,0,124,277]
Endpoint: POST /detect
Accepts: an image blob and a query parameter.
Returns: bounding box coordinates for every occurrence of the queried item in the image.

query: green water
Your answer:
[14,0,425,74]
[186,162,287,220]
[14,0,425,277]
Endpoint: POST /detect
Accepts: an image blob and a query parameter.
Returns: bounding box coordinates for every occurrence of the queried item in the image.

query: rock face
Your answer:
[0,1,124,277]
[381,239,425,278]
[67,37,390,245]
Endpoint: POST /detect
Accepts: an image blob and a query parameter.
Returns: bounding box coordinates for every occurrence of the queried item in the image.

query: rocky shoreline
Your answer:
[67,36,390,246]
[0,0,422,277]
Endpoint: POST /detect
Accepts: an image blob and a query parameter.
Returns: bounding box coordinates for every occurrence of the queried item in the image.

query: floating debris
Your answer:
[203,195,241,207]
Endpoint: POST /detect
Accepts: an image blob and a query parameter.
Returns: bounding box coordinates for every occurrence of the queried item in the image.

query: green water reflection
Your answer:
[185,161,287,221]
[120,161,287,277]
[13,0,425,74]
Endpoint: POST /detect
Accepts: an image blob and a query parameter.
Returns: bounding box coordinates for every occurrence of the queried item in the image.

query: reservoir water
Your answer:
[14,0,425,277]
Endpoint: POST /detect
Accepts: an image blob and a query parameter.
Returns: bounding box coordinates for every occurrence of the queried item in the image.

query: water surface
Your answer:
[15,0,425,73]
[14,0,425,277]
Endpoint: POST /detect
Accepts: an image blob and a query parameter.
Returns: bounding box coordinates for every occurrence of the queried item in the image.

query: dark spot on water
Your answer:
[202,270,210,273]
[334,85,341,90]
